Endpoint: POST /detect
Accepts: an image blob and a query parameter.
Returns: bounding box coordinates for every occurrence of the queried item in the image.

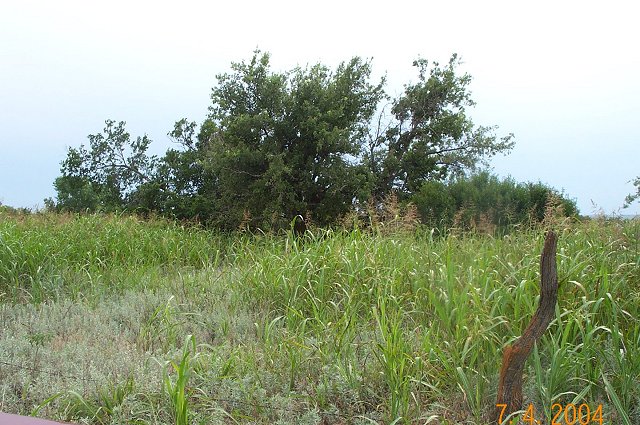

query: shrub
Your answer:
[411,171,578,231]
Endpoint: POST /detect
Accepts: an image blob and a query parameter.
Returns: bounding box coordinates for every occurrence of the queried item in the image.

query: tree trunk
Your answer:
[494,231,558,423]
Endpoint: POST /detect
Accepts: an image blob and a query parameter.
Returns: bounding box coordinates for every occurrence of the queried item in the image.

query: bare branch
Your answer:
[494,231,558,423]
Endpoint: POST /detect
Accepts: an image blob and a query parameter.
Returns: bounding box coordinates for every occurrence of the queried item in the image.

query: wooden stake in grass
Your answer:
[494,231,558,424]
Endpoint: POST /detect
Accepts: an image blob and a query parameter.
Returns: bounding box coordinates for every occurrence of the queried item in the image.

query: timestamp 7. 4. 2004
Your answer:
[496,403,604,425]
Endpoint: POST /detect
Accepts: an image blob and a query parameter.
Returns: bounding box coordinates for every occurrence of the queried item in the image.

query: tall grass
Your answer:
[0,211,224,302]
[0,211,638,423]
[230,219,639,422]
[161,335,197,425]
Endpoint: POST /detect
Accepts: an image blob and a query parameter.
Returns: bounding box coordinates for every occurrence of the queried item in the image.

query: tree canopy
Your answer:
[199,52,385,228]
[52,120,158,213]
[51,50,537,230]
[367,55,513,198]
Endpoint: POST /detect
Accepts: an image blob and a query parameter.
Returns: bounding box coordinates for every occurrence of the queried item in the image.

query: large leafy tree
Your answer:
[366,55,514,199]
[200,51,385,229]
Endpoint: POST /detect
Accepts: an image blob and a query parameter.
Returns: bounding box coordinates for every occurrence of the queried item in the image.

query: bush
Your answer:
[411,171,578,231]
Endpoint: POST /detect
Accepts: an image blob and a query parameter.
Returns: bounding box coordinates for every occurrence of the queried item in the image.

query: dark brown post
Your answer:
[494,231,558,423]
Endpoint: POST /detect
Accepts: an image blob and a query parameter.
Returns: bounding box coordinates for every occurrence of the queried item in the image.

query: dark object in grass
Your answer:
[494,231,558,424]
[292,214,307,237]
[0,412,73,425]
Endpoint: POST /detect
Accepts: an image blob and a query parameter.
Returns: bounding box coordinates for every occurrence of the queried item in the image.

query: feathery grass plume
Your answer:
[238,209,252,232]
[401,202,420,232]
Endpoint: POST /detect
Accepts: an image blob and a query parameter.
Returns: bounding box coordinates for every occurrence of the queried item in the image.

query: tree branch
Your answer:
[426,145,470,155]
[494,231,558,423]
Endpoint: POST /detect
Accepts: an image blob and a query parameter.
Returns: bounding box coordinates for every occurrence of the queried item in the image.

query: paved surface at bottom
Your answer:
[0,413,73,425]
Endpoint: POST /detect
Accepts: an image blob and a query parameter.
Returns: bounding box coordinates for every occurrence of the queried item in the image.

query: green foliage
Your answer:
[144,118,220,221]
[367,55,514,198]
[373,297,414,422]
[0,211,224,301]
[201,51,385,229]
[161,335,197,425]
[0,201,31,215]
[53,120,158,213]
[60,377,135,424]
[624,175,640,208]
[50,51,519,230]
[1,215,639,423]
[411,171,578,229]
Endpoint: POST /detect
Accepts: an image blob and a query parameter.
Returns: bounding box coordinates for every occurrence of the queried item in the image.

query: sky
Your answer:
[1,1,638,215]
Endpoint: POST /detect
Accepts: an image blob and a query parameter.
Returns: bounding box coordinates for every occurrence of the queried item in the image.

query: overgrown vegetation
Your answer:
[47,50,524,230]
[0,212,224,303]
[1,209,637,424]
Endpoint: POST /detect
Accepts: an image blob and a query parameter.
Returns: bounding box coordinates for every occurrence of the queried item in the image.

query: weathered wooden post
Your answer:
[494,231,558,423]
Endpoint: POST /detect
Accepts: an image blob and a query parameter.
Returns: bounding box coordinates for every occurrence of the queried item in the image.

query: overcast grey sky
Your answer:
[1,0,638,214]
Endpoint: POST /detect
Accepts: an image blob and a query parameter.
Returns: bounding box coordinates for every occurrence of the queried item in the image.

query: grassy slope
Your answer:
[0,212,638,424]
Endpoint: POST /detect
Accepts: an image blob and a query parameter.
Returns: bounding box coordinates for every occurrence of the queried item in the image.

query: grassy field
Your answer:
[0,211,638,424]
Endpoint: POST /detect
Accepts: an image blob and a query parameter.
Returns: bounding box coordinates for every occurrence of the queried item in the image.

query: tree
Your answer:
[151,118,220,221]
[51,51,517,229]
[366,54,514,199]
[624,176,640,208]
[200,50,385,229]
[53,120,157,212]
